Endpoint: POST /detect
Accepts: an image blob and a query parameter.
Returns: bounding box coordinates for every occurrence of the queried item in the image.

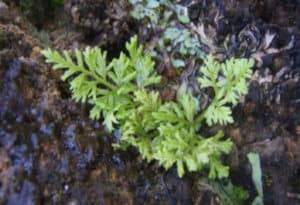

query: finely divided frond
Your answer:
[42,35,161,131]
[43,37,254,180]
[198,54,254,126]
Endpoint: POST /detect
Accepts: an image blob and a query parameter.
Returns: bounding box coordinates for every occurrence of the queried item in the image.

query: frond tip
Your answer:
[198,54,254,126]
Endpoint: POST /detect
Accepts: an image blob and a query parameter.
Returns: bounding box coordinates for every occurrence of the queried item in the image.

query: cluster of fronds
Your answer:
[42,36,160,131]
[42,36,254,178]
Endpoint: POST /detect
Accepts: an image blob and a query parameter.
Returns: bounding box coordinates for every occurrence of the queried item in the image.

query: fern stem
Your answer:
[195,112,205,124]
[83,69,116,90]
[194,96,218,125]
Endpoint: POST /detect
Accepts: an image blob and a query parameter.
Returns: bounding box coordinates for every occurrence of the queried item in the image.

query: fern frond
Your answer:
[118,90,162,161]
[204,103,233,126]
[42,36,161,131]
[152,126,232,178]
[43,37,254,180]
[198,54,254,126]
[153,83,200,132]
[198,55,221,91]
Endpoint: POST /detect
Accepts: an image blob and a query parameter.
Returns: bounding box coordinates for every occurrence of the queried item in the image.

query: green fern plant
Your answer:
[42,36,161,131]
[143,55,253,178]
[42,36,254,179]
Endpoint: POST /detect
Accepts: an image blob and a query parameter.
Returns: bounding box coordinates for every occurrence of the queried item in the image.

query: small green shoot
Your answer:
[247,152,264,205]
[202,179,249,205]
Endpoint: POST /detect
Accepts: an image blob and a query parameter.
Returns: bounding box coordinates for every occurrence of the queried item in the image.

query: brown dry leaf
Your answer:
[160,86,176,102]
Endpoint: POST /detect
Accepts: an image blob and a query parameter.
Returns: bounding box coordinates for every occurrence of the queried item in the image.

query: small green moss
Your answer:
[264,174,273,187]
[49,0,64,8]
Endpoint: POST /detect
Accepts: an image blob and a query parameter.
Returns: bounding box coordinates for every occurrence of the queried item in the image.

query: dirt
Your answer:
[0,0,299,205]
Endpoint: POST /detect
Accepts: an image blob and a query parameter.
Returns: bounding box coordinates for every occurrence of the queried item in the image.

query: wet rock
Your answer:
[0,24,34,57]
[64,0,135,49]
[19,0,44,27]
[242,137,285,160]
[18,0,64,28]
[7,180,38,205]
[0,131,17,149]
[284,137,300,164]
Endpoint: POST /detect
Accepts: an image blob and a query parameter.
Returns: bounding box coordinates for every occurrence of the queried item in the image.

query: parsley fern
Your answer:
[42,36,161,131]
[197,55,254,126]
[42,37,254,179]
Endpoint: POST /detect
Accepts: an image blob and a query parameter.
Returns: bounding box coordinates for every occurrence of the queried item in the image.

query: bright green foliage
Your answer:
[152,128,232,178]
[198,54,254,126]
[42,37,254,179]
[116,89,162,161]
[153,84,200,132]
[42,36,161,131]
[119,83,233,178]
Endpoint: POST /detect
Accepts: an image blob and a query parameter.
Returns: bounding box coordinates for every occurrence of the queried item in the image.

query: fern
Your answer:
[152,127,232,178]
[152,85,200,133]
[151,84,233,178]
[116,89,161,161]
[43,38,254,179]
[117,83,235,178]
[148,53,253,178]
[197,54,254,126]
[42,36,161,131]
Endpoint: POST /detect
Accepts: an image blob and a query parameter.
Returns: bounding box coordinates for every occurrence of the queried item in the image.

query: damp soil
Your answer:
[0,0,300,205]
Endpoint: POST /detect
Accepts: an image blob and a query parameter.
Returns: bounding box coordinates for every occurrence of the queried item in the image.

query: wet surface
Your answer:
[0,0,300,204]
